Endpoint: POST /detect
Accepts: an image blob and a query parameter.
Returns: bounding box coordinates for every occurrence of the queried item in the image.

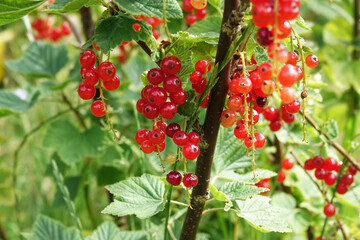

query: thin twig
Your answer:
[0,223,9,240]
[61,93,87,130]
[60,14,84,45]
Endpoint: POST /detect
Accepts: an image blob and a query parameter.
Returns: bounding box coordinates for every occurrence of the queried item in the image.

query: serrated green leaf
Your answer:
[43,120,105,164]
[94,14,152,53]
[234,195,292,233]
[209,183,229,201]
[322,119,339,140]
[253,46,271,65]
[0,89,40,117]
[86,221,147,240]
[114,0,183,19]
[103,174,165,219]
[295,15,312,31]
[187,16,222,38]
[0,0,46,26]
[213,128,254,175]
[45,0,99,13]
[220,182,266,200]
[6,41,68,78]
[220,169,277,184]
[23,215,80,240]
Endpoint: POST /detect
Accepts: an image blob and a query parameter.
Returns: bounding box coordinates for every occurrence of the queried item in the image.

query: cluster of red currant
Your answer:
[277,158,294,182]
[77,49,120,117]
[133,15,163,40]
[167,171,198,188]
[189,59,212,108]
[31,17,71,42]
[182,0,207,26]
[304,156,357,194]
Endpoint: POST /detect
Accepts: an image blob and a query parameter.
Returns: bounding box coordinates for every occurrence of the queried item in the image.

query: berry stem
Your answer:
[162,0,172,40]
[250,101,256,177]
[170,200,189,207]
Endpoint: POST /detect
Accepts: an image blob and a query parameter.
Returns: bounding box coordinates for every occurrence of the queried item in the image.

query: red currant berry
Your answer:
[136,98,147,113]
[163,75,182,94]
[279,0,300,21]
[261,80,276,95]
[295,66,304,81]
[188,132,200,144]
[154,141,166,153]
[196,9,207,20]
[191,0,207,9]
[183,173,198,188]
[282,112,295,124]
[279,64,298,87]
[336,183,348,194]
[323,203,336,217]
[165,122,181,138]
[258,62,273,80]
[190,71,203,84]
[315,168,326,180]
[91,100,106,117]
[221,109,237,128]
[348,165,357,175]
[335,162,342,172]
[79,50,96,67]
[263,107,280,121]
[281,158,294,170]
[274,21,291,39]
[227,95,243,111]
[152,30,160,40]
[256,27,273,47]
[147,68,165,85]
[185,13,197,25]
[313,156,325,169]
[149,129,166,145]
[77,82,96,100]
[324,172,337,186]
[49,27,62,42]
[98,62,116,81]
[173,131,188,146]
[153,120,168,131]
[160,102,178,119]
[269,120,282,132]
[92,42,100,51]
[200,94,209,108]
[286,51,298,65]
[166,171,182,186]
[340,174,354,186]
[250,71,264,89]
[195,59,211,74]
[323,157,337,171]
[277,170,286,183]
[254,132,266,148]
[255,179,271,194]
[305,54,319,68]
[135,129,150,145]
[170,89,187,105]
[133,23,141,32]
[141,140,154,154]
[315,236,326,240]
[103,75,120,91]
[60,22,71,35]
[142,103,159,119]
[182,0,194,11]
[237,77,253,94]
[82,68,99,86]
[141,85,156,101]
[160,56,182,75]
[285,99,300,113]
[234,124,248,139]
[244,136,256,149]
[280,87,295,104]
[252,3,274,28]
[183,143,200,160]
[148,87,167,106]
[304,158,315,171]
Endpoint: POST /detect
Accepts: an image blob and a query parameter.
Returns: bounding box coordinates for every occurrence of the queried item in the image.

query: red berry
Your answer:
[92,42,100,51]
[160,56,182,75]
[190,71,203,84]
[315,168,326,180]
[286,51,298,65]
[170,89,187,105]
[60,22,71,35]
[183,173,198,188]
[103,75,120,91]
[135,129,150,145]
[147,68,165,85]
[154,141,166,153]
[279,0,300,21]
[234,124,248,139]
[79,50,96,67]
[221,109,237,128]
[250,71,264,89]
[279,64,298,87]
[82,68,99,86]
[261,80,276,95]
[244,136,256,149]
[188,132,200,144]
[149,129,166,145]
[196,9,207,19]
[324,173,337,186]
[281,158,294,170]
[136,98,147,113]
[142,103,159,119]
[255,179,271,194]
[98,62,116,81]
[285,99,300,113]
[147,87,167,106]
[295,66,304,81]
[195,59,211,74]
[173,131,188,146]
[269,120,282,132]
[166,122,181,138]
[91,100,106,117]
[348,165,357,175]
[141,140,154,154]
[340,174,353,186]
[192,78,207,94]
[141,84,156,101]
[182,0,194,11]
[185,13,197,25]
[315,236,326,240]
[49,27,62,42]
[252,3,274,28]
[335,162,342,172]
[152,30,160,40]
[191,0,207,9]
[267,43,287,62]
[336,183,348,194]
[274,21,291,39]
[166,171,182,186]
[313,156,325,169]
[323,203,336,217]
[254,132,266,148]
[256,27,273,47]
[160,102,177,119]
[77,82,96,100]
[282,112,295,124]
[237,77,253,94]
[277,170,286,183]
[258,62,273,80]
[323,157,337,171]
[152,120,168,131]
[183,143,200,160]
[304,158,315,171]
[163,75,182,93]
[263,107,280,121]
[305,54,319,68]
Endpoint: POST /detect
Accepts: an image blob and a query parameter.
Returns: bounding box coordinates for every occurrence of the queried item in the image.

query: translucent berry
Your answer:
[196,9,207,19]
[323,157,337,171]
[183,0,194,11]
[286,51,298,65]
[234,124,248,139]
[305,54,319,68]
[91,100,106,117]
[340,174,353,186]
[269,120,282,132]
[170,89,187,105]
[147,68,165,85]
[142,103,159,119]
[78,82,96,100]
[160,102,177,119]
[195,59,211,74]
[166,153,177,165]
[190,71,203,84]
[281,158,294,170]
[98,62,116,81]
[228,95,243,111]
[173,131,188,146]
[149,129,166,145]
[135,129,150,145]
[183,143,200,160]
[258,62,273,80]
[160,56,182,75]
[166,171,182,186]
[304,158,315,171]
[324,173,337,186]
[323,203,336,217]
[277,170,286,183]
[163,75,182,93]
[191,0,207,9]
[244,136,256,149]
[315,168,326,180]
[103,75,120,91]
[254,132,266,148]
[183,173,198,188]
[263,107,280,121]
[185,13,197,25]
[336,183,348,194]
[188,132,200,144]
[348,165,357,175]
[152,120,168,131]
[313,156,325,169]
[79,50,96,67]
[221,109,237,128]
[136,98,147,113]
[278,64,298,87]
[166,122,181,138]
[285,99,300,113]
[261,80,276,95]
[141,140,154,154]
[256,27,273,47]
[82,68,99,86]
[280,87,295,104]
[148,87,167,106]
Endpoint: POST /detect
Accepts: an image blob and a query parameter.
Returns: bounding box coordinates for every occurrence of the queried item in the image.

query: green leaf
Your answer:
[253,46,271,65]
[114,0,183,19]
[94,14,152,53]
[209,183,229,201]
[0,89,40,117]
[103,174,165,219]
[220,182,267,200]
[234,195,292,233]
[220,169,277,184]
[322,119,339,140]
[43,120,106,164]
[0,0,46,26]
[294,15,312,31]
[177,89,197,117]
[86,221,147,240]
[45,0,99,13]
[6,41,68,78]
[23,215,80,240]
[213,128,254,175]
[208,0,221,7]
[187,16,222,39]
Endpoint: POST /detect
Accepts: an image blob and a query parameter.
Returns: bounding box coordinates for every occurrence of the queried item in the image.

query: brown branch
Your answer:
[289,150,349,240]
[60,14,84,46]
[0,223,9,240]
[61,93,87,130]
[80,7,95,40]
[300,110,360,171]
[179,1,250,240]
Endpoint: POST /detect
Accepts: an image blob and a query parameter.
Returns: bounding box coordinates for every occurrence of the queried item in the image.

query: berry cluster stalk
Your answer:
[179,1,249,239]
